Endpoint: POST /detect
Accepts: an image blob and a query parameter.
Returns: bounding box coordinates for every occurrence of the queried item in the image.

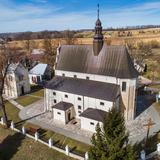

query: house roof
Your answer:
[52,101,73,111]
[29,63,47,75]
[7,63,25,76]
[45,76,120,102]
[80,108,107,122]
[56,44,138,79]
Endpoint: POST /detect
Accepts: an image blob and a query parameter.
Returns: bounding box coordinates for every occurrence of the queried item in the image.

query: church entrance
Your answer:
[21,86,24,95]
[68,111,71,121]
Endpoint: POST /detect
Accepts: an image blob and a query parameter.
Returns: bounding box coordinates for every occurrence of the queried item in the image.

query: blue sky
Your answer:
[0,0,160,33]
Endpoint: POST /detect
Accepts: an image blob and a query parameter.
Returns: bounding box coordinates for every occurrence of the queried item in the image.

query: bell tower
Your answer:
[93,4,104,56]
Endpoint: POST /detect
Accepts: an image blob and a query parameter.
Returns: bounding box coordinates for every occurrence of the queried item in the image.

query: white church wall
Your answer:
[81,117,103,133]
[45,89,115,119]
[55,70,117,84]
[53,108,66,125]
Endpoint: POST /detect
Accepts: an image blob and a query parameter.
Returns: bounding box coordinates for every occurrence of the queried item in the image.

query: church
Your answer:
[44,8,138,132]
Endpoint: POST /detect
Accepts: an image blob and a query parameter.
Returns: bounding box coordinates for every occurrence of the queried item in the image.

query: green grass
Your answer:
[44,130,90,155]
[15,95,41,107]
[30,89,44,97]
[0,102,21,123]
[149,84,160,89]
[15,89,44,107]
[0,126,76,160]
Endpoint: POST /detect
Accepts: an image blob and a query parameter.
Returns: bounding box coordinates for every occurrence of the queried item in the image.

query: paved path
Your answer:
[127,104,160,144]
[19,99,92,145]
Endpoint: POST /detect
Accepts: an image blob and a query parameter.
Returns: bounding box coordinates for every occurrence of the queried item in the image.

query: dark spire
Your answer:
[93,4,104,56]
[97,4,99,19]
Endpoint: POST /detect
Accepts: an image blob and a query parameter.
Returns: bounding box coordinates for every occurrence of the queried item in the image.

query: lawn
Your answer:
[0,101,21,123]
[30,89,44,97]
[15,89,44,107]
[15,95,41,107]
[0,126,76,160]
[149,84,160,89]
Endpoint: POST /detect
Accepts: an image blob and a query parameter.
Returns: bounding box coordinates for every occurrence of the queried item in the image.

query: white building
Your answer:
[29,63,51,85]
[4,63,31,98]
[44,14,138,133]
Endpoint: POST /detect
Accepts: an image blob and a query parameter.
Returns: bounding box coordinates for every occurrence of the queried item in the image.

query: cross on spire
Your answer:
[97,4,99,19]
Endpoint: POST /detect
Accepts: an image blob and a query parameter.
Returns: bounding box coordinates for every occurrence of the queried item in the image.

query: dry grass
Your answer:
[0,126,76,160]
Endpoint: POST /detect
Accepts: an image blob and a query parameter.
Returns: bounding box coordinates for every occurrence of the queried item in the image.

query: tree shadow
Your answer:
[0,132,25,160]
[15,112,45,128]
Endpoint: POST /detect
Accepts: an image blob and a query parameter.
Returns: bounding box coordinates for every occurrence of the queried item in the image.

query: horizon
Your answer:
[0,0,160,33]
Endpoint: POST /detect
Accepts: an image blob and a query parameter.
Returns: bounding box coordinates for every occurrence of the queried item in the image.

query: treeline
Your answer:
[0,24,160,41]
[0,30,79,41]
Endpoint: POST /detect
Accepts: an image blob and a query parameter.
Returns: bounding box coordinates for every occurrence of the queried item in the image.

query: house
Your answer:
[4,63,31,98]
[44,10,138,132]
[29,63,51,85]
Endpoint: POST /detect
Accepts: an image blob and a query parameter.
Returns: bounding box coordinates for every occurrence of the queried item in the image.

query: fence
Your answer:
[0,118,88,160]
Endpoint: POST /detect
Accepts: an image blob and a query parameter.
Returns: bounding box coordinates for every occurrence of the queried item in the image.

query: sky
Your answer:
[0,0,160,33]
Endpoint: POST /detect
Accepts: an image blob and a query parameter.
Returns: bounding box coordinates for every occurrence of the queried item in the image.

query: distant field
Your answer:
[8,27,160,47]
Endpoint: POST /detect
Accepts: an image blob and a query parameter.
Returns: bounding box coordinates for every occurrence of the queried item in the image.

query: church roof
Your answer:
[56,44,138,79]
[80,108,107,122]
[52,101,73,111]
[45,76,120,102]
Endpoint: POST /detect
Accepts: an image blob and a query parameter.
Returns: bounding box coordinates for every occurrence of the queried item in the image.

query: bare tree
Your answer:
[42,37,58,74]
[62,30,77,45]
[0,42,22,127]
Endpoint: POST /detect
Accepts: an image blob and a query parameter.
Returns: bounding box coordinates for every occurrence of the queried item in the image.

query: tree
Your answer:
[62,30,77,45]
[0,42,22,127]
[42,38,58,74]
[89,108,136,160]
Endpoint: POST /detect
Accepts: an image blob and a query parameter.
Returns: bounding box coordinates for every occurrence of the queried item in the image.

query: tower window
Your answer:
[100,102,104,106]
[122,82,127,92]
[78,105,81,109]
[90,122,94,125]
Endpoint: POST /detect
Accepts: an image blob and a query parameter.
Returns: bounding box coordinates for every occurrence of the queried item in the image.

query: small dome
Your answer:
[96,18,101,26]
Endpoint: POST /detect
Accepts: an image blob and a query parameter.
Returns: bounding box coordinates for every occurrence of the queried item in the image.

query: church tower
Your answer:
[93,4,104,56]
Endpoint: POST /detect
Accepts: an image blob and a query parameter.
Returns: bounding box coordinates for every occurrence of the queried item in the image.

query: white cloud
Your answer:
[0,1,160,32]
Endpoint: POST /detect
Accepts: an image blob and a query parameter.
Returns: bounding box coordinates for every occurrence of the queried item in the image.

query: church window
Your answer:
[53,92,56,96]
[74,75,77,78]
[86,77,90,80]
[122,82,127,92]
[90,122,94,125]
[54,99,57,103]
[100,102,104,106]
[78,97,81,101]
[78,105,81,109]
[65,94,68,98]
